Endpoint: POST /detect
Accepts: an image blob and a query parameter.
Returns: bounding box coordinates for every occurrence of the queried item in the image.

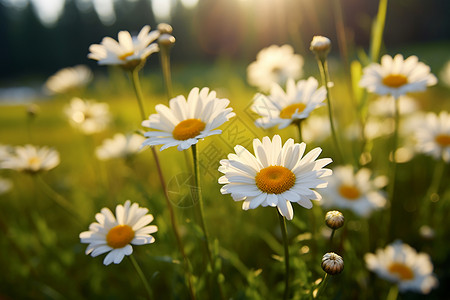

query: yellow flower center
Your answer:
[28,156,41,167]
[106,225,135,249]
[382,74,408,88]
[388,262,414,280]
[255,166,296,194]
[172,119,206,141]
[338,184,360,200]
[118,51,135,60]
[435,134,450,147]
[279,103,307,119]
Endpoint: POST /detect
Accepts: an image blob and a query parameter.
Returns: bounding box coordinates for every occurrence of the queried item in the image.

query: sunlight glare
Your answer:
[151,0,171,23]
[30,0,65,27]
[93,0,116,25]
[180,0,198,9]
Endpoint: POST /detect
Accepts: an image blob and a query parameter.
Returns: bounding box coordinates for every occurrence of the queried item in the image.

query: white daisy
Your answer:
[251,77,326,129]
[302,115,331,144]
[0,145,60,173]
[65,97,111,135]
[320,165,387,217]
[369,95,419,118]
[359,54,437,99]
[96,133,145,161]
[80,200,158,266]
[247,44,304,92]
[44,65,93,95]
[218,135,332,220]
[415,111,450,162]
[365,240,438,294]
[141,87,235,151]
[88,25,159,69]
[440,60,450,87]
[0,177,12,195]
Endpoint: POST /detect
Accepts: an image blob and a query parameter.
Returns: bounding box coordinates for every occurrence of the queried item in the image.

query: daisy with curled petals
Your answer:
[320,165,387,217]
[0,145,60,174]
[247,44,304,92]
[218,135,332,220]
[251,77,326,130]
[365,240,438,294]
[415,111,450,162]
[96,133,145,161]
[359,54,437,100]
[80,200,158,265]
[141,87,235,151]
[88,25,160,70]
[44,65,92,95]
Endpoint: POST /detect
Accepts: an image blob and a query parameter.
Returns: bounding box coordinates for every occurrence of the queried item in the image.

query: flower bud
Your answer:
[158,33,176,47]
[321,252,344,275]
[325,210,344,230]
[310,36,331,62]
[157,23,173,34]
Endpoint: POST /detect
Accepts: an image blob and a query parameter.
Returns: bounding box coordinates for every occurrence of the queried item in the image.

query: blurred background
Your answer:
[1,0,449,84]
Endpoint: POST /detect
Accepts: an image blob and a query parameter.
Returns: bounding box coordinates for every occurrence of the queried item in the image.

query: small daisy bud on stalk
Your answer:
[325,210,344,229]
[157,24,176,100]
[310,36,331,63]
[321,252,344,275]
[157,23,173,34]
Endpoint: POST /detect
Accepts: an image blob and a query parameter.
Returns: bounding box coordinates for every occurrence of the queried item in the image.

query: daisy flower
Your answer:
[44,65,92,95]
[369,95,419,118]
[96,133,145,161]
[320,165,387,217]
[0,145,60,173]
[88,25,159,69]
[302,115,331,144]
[80,200,158,266]
[218,135,332,220]
[365,240,438,294]
[141,87,235,151]
[247,44,303,92]
[65,97,111,135]
[415,111,450,162]
[359,54,437,99]
[251,77,326,129]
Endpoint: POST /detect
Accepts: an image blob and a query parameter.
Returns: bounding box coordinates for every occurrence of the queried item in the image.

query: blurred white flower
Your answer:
[365,240,438,294]
[96,133,145,160]
[0,177,12,195]
[80,200,158,266]
[320,165,387,217]
[251,77,326,129]
[44,65,92,95]
[369,95,419,118]
[88,25,159,69]
[302,115,331,144]
[360,54,437,99]
[218,135,332,220]
[415,111,450,162]
[247,45,303,92]
[0,145,60,173]
[440,60,450,87]
[142,87,235,151]
[65,97,111,135]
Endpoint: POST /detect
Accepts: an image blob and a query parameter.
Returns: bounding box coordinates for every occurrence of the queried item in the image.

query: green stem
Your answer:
[332,0,349,69]
[160,47,173,101]
[387,98,400,239]
[423,160,445,225]
[386,284,398,300]
[330,229,336,245]
[278,211,290,300]
[295,120,303,143]
[129,70,196,299]
[314,273,329,299]
[129,255,153,300]
[318,59,344,163]
[370,0,389,62]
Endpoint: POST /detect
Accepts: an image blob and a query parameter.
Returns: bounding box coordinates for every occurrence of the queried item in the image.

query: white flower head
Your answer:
[65,97,111,135]
[365,240,438,294]
[302,115,331,144]
[80,200,158,266]
[96,133,146,161]
[369,95,419,118]
[247,44,304,92]
[44,65,93,95]
[415,111,450,162]
[440,60,450,87]
[0,145,60,173]
[141,87,235,151]
[219,135,332,220]
[88,25,160,69]
[251,77,326,129]
[360,54,437,99]
[320,165,387,217]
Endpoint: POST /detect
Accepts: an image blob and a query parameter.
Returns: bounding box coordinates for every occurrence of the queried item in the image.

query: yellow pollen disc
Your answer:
[106,225,135,249]
[338,184,360,200]
[279,103,307,119]
[118,51,134,60]
[255,166,296,194]
[388,262,414,280]
[172,119,206,141]
[382,74,408,88]
[28,156,41,166]
[435,134,450,147]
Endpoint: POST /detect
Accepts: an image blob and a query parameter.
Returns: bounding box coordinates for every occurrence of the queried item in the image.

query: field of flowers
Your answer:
[1,1,450,300]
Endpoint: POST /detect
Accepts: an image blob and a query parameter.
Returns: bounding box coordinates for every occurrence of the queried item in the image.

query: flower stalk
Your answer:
[278,211,290,300]
[129,255,153,300]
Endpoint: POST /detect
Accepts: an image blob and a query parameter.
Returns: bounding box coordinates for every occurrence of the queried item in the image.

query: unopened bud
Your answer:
[310,36,331,62]
[325,210,344,230]
[157,23,173,34]
[158,33,176,47]
[321,252,344,275]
